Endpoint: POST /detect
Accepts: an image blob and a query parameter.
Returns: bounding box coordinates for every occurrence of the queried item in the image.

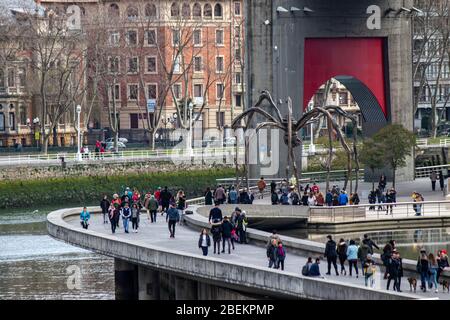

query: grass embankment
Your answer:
[0,168,235,209]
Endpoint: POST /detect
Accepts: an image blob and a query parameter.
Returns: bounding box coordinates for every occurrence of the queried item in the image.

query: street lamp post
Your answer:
[76,105,82,161]
[188,102,194,156]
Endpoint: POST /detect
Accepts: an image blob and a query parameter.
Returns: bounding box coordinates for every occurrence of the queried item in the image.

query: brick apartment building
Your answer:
[39,0,245,146]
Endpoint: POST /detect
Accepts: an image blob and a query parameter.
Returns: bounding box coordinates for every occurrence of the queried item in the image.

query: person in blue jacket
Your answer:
[80,207,90,229]
[338,190,349,206]
[346,239,359,277]
[308,258,322,277]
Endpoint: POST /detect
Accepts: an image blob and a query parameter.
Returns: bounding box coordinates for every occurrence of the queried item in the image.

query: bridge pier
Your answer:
[114,258,138,300]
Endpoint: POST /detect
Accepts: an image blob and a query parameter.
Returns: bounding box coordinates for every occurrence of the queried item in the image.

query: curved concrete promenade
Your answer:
[47,206,446,300]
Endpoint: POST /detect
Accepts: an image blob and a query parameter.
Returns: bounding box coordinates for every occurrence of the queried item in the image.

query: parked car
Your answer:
[223,136,237,147]
[104,137,128,144]
[106,141,126,151]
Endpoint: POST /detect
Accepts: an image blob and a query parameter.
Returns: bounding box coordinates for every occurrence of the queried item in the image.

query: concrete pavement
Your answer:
[65,208,449,299]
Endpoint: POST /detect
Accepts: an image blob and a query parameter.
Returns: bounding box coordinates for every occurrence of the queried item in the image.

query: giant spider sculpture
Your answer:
[231,90,359,192]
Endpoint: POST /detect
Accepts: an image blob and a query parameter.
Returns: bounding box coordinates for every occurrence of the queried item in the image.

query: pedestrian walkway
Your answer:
[66,208,449,299]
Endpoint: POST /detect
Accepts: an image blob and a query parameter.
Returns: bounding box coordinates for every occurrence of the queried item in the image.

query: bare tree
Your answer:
[23,9,87,154]
[413,0,450,137]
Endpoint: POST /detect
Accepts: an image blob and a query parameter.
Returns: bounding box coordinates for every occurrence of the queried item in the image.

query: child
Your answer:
[276,241,286,270]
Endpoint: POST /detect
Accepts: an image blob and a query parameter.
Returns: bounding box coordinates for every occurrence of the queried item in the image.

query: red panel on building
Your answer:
[303,38,387,117]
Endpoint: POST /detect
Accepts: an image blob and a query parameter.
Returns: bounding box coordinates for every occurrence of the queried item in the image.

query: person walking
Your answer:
[350,192,360,205]
[270,181,277,194]
[439,171,445,191]
[229,186,238,204]
[214,185,226,204]
[266,239,278,269]
[276,241,286,270]
[130,203,140,233]
[148,194,159,223]
[437,249,449,282]
[166,203,180,238]
[379,174,387,192]
[236,211,248,244]
[430,171,438,191]
[80,207,90,229]
[307,192,317,207]
[363,254,376,288]
[346,240,359,278]
[204,187,213,205]
[120,203,131,233]
[198,228,211,256]
[271,191,279,205]
[358,240,371,275]
[417,248,430,292]
[100,195,110,224]
[257,177,267,199]
[211,220,222,255]
[362,234,380,255]
[338,190,349,206]
[428,253,439,292]
[176,190,187,226]
[109,203,120,234]
[324,235,339,276]
[412,192,424,216]
[325,190,333,207]
[337,238,348,275]
[160,186,172,215]
[385,188,396,215]
[386,251,400,291]
[382,241,395,279]
[221,216,234,254]
[208,201,223,224]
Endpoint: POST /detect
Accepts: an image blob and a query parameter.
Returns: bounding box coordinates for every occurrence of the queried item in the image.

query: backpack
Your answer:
[301,264,309,276]
[278,247,285,258]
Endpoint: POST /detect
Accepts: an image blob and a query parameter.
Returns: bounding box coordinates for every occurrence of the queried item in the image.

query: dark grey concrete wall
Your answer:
[247,0,414,181]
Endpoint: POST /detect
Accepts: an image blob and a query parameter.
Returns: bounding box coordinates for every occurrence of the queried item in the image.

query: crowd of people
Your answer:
[81,186,187,237]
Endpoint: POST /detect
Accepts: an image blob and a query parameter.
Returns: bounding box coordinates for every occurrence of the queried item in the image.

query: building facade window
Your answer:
[235,72,241,84]
[194,56,202,72]
[18,68,26,87]
[126,30,138,46]
[19,105,27,125]
[216,111,225,127]
[0,70,4,88]
[214,3,223,19]
[216,83,224,99]
[128,84,138,100]
[0,112,4,131]
[172,29,180,46]
[109,3,120,16]
[109,31,120,46]
[194,84,203,98]
[145,29,157,46]
[234,1,241,15]
[127,6,138,20]
[193,29,202,46]
[339,92,348,105]
[193,3,202,18]
[173,83,182,100]
[130,113,139,129]
[7,68,15,88]
[171,2,180,17]
[109,84,120,101]
[147,84,157,99]
[128,57,138,73]
[203,4,212,18]
[216,56,224,73]
[9,112,15,131]
[146,56,157,73]
[173,55,181,73]
[109,56,120,73]
[235,94,242,107]
[145,4,157,18]
[215,29,224,45]
[182,3,191,18]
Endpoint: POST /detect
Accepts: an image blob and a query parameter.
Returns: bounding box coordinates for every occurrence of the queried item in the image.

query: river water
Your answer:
[0,207,114,300]
[2,206,450,299]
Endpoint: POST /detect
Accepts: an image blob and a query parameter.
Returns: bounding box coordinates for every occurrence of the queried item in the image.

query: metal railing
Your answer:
[441,138,450,147]
[0,146,245,166]
[415,164,450,179]
[309,200,450,223]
